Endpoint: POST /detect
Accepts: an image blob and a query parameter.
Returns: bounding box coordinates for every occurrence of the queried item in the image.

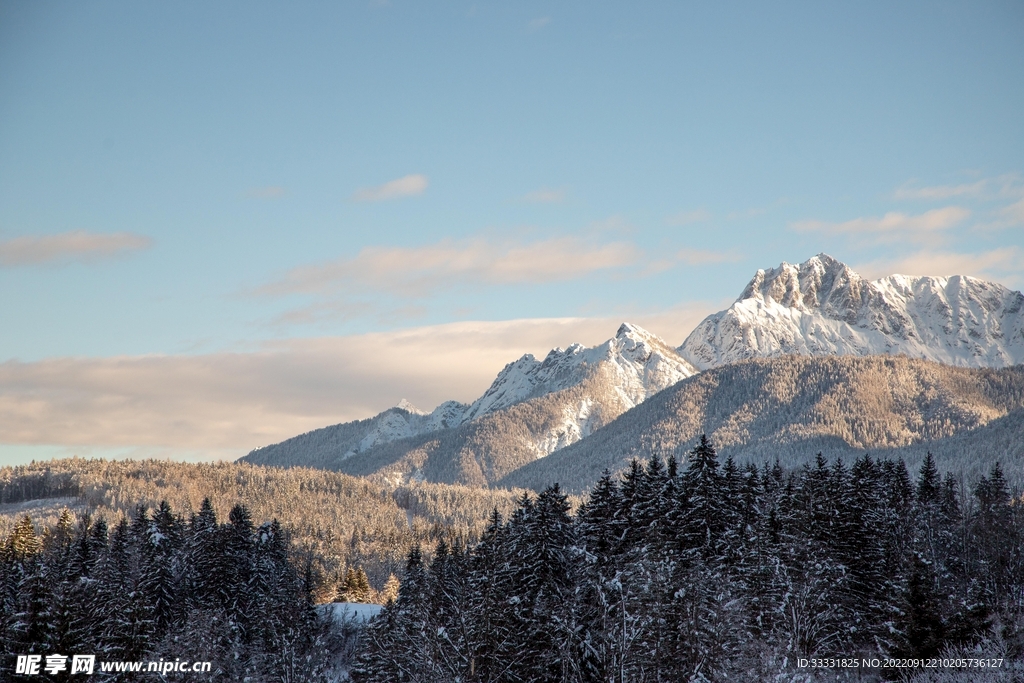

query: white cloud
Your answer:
[893,180,989,201]
[853,247,1023,284]
[792,206,970,245]
[351,174,428,202]
[0,230,152,266]
[0,311,716,461]
[521,187,566,203]
[256,235,643,298]
[643,249,740,274]
[893,173,1024,201]
[994,198,1024,227]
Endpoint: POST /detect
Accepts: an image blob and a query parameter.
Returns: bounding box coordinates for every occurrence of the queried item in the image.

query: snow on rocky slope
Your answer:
[243,399,469,468]
[679,253,1024,371]
[243,323,696,469]
[464,322,697,421]
[355,399,468,455]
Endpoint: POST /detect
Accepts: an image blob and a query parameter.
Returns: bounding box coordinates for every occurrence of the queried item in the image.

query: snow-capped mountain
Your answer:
[463,322,697,421]
[244,254,1024,488]
[679,253,1024,371]
[243,323,696,472]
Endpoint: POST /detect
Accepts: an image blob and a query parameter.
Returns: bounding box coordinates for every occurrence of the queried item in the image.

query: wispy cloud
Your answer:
[520,187,566,204]
[528,16,551,31]
[892,180,989,201]
[0,313,717,460]
[351,174,428,202]
[0,230,152,267]
[984,198,1024,230]
[854,247,1022,285]
[792,206,970,245]
[893,173,1024,201]
[245,186,287,200]
[643,248,741,274]
[268,299,435,329]
[666,209,712,226]
[256,235,643,299]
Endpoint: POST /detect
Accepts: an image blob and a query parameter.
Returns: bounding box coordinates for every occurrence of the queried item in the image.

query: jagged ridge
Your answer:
[679,253,1024,370]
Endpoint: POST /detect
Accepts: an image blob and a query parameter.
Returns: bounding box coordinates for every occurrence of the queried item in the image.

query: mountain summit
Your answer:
[462,321,696,422]
[679,253,1024,370]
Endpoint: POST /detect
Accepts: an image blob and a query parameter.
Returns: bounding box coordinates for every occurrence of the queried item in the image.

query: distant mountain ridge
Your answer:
[242,323,696,474]
[679,253,1024,370]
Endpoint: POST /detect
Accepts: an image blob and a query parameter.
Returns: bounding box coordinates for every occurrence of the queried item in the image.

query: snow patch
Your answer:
[534,397,596,457]
[318,602,383,625]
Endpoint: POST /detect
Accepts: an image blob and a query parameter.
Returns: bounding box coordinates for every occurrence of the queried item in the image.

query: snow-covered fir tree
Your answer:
[0,501,330,682]
[351,436,1024,682]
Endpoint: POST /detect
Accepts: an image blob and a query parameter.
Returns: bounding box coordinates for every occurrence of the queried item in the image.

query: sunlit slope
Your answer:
[500,355,1024,492]
[681,254,1024,370]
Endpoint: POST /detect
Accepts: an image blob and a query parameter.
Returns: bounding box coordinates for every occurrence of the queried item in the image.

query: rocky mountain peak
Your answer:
[394,398,425,415]
[740,253,864,315]
[461,323,695,423]
[680,254,1024,370]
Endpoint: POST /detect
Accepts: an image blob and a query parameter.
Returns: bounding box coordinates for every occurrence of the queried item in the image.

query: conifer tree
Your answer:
[578,469,623,568]
[338,567,374,603]
[917,452,941,506]
[681,434,724,558]
[9,516,42,559]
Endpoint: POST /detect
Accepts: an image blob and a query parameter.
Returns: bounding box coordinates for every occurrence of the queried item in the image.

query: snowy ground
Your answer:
[319,602,383,625]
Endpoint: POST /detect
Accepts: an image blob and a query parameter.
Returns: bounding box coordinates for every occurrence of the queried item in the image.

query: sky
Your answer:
[1,1,1022,465]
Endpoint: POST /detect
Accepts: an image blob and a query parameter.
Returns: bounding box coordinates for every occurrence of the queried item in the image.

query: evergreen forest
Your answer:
[2,438,1023,681]
[353,437,1024,682]
[0,498,336,681]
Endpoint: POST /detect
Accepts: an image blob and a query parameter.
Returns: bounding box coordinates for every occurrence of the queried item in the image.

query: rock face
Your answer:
[242,323,696,474]
[679,253,1024,370]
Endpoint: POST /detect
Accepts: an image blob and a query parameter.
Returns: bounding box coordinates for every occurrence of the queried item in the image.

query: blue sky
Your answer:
[1,1,1022,463]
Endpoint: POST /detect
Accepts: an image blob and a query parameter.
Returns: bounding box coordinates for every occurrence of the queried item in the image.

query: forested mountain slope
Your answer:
[0,458,528,597]
[501,355,1024,492]
[680,253,1024,370]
